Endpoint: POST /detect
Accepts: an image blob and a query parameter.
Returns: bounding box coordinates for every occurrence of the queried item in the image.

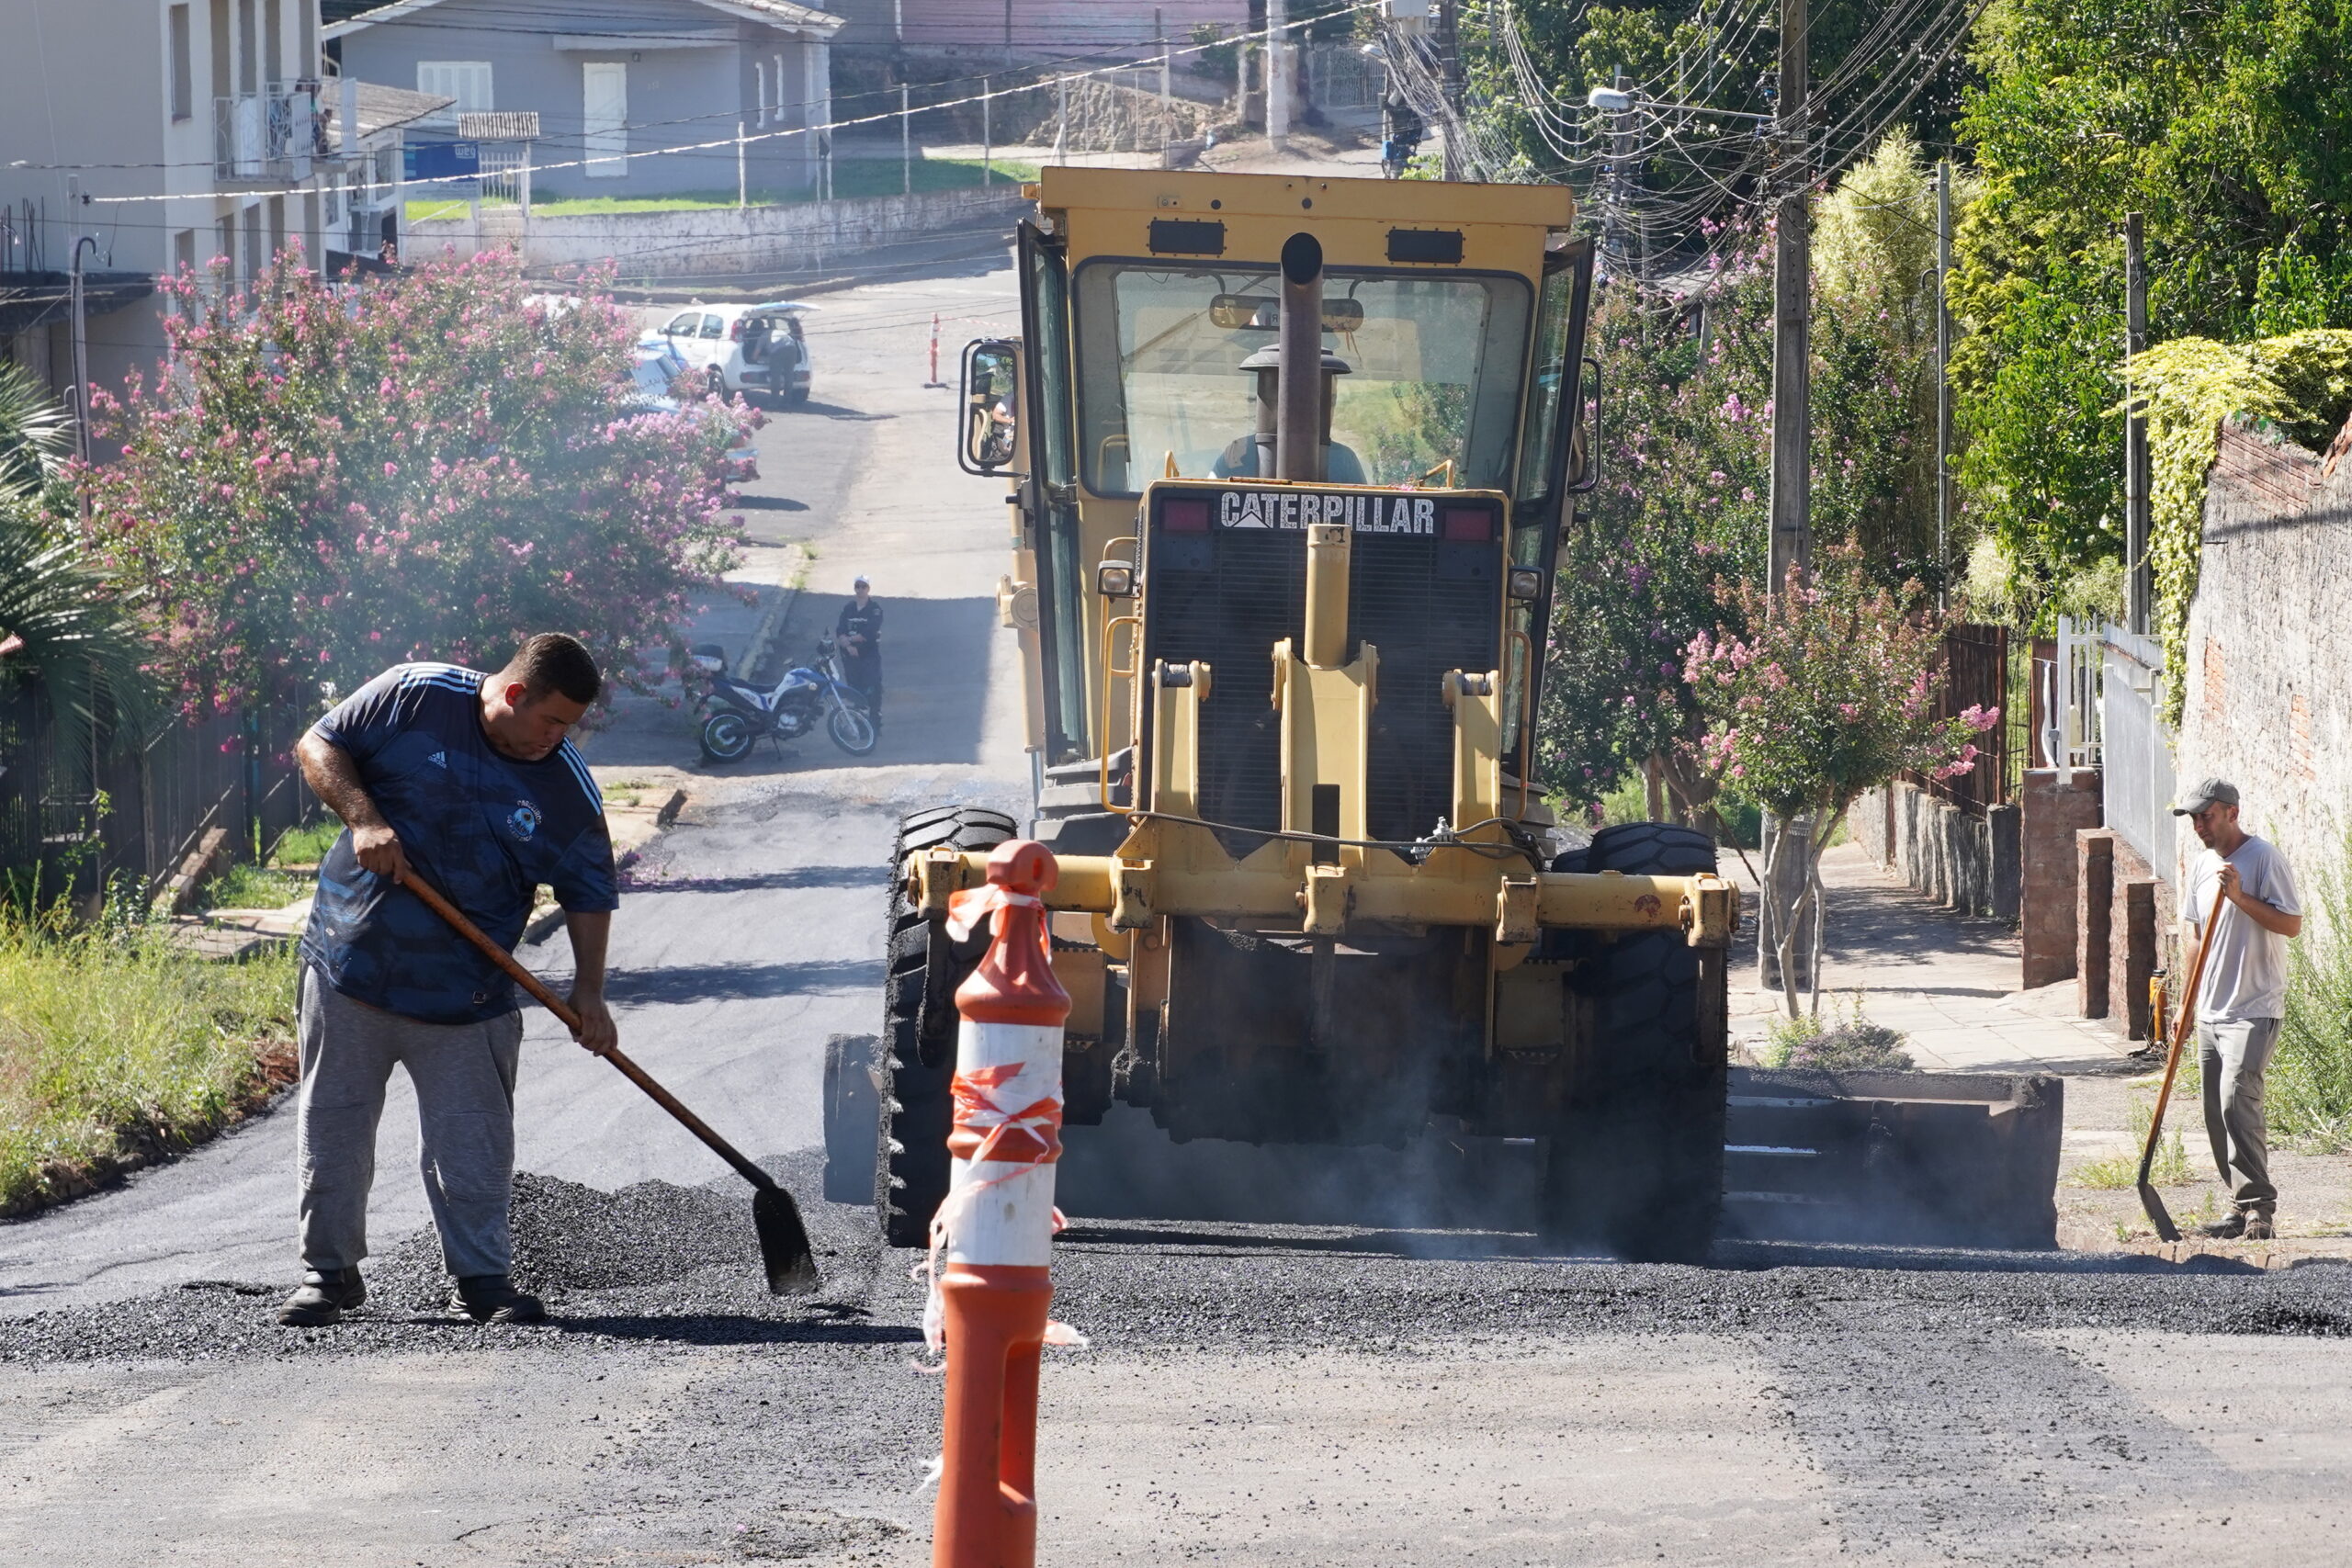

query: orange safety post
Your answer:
[925,311,949,389]
[933,840,1070,1568]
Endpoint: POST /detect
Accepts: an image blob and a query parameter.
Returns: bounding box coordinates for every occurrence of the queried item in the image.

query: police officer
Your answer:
[835,575,884,728]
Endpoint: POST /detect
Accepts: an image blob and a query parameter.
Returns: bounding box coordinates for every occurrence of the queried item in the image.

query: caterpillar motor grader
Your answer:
[854,167,1738,1262]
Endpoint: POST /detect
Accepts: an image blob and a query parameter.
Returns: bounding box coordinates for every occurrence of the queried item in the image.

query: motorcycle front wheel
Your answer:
[827,701,877,757]
[699,709,757,763]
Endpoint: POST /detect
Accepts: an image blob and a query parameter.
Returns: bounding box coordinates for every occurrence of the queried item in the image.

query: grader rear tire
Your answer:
[874,806,1017,1247]
[1544,821,1729,1264]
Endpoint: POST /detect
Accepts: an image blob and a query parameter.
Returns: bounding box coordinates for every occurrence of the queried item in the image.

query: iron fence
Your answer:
[1907,622,2010,817]
[0,681,313,912]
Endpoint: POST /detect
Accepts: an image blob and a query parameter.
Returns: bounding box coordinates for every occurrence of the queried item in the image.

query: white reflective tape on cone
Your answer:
[943,1019,1064,1269]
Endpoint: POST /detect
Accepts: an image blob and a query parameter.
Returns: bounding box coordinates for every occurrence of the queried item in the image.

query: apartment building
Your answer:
[1,1,339,399]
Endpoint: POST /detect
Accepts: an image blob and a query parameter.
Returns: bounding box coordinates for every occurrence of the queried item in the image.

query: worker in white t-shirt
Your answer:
[2174,778,2302,1242]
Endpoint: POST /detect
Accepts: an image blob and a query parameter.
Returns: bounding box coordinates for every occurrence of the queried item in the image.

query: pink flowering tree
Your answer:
[77,247,748,722]
[1684,554,1998,1018]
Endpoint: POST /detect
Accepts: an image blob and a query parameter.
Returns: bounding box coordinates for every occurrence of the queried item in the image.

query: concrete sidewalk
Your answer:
[1728,840,2135,1076]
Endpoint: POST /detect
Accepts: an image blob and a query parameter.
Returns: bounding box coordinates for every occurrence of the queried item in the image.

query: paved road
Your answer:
[4,256,2352,1568]
[0,256,1029,1316]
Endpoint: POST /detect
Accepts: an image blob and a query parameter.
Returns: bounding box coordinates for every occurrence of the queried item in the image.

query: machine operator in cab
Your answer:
[1212,344,1369,484]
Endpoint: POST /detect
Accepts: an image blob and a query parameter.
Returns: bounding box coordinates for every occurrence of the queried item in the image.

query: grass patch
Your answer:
[2072,1091,2194,1190]
[198,863,310,912]
[268,819,341,867]
[0,916,298,1213]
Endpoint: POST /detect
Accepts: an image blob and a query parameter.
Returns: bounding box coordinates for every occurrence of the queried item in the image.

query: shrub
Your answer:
[79,247,748,724]
[1758,998,1917,1072]
[2275,824,2352,1151]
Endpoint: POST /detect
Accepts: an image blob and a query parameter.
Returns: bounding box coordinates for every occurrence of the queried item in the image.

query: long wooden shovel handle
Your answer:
[394,868,776,1193]
[2141,883,2229,1181]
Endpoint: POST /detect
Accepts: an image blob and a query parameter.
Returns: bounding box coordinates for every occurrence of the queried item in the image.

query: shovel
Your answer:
[397,868,820,1294]
[2137,882,2228,1244]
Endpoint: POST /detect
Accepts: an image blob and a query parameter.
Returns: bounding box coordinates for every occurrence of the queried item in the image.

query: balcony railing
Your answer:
[213,82,324,183]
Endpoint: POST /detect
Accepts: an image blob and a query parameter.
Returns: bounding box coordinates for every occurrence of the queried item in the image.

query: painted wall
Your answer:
[334,0,832,201]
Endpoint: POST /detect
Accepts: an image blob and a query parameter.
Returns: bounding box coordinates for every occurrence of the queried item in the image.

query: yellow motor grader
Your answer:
[863,167,1738,1261]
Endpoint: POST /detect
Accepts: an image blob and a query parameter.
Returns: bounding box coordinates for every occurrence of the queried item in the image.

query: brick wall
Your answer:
[2020,769,2100,988]
[2177,416,2352,897]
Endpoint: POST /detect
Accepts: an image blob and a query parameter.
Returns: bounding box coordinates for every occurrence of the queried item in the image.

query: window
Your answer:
[663,310,699,337]
[582,62,628,178]
[699,313,725,340]
[1070,262,1532,498]
[416,61,492,128]
[755,60,768,128]
[168,6,193,120]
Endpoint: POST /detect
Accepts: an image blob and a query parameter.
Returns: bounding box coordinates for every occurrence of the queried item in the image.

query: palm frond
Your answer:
[0,502,160,763]
[0,363,75,504]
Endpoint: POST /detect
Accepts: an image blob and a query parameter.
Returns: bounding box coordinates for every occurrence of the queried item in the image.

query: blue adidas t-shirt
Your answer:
[299,663,617,1024]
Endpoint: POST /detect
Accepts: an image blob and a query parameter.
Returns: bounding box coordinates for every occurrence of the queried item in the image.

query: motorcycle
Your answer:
[688,634,876,762]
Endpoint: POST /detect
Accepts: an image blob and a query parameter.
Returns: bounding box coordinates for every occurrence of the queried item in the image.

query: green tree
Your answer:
[1686,554,1996,1016]
[1951,0,2352,621]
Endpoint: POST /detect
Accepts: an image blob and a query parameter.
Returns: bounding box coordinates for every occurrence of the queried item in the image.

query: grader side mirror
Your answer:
[958,339,1020,476]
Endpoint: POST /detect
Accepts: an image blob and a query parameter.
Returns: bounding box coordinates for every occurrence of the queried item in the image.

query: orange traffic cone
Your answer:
[933,840,1070,1568]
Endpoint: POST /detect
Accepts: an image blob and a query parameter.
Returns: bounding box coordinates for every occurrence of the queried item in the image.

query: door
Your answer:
[1016,220,1088,763]
[582,62,628,179]
[1503,239,1597,761]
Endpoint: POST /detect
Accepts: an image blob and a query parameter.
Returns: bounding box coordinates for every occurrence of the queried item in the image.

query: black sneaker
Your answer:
[2199,1213,2248,1239]
[277,1268,367,1326]
[453,1274,546,1324]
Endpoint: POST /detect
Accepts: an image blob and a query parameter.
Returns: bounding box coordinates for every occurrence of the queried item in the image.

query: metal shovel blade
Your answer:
[753,1184,821,1295]
[2137,1173,2181,1244]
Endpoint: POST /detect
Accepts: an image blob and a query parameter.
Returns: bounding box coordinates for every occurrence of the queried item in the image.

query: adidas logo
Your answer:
[427,751,447,768]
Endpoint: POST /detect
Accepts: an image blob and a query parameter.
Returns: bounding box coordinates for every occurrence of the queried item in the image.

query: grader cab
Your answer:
[865,168,1738,1262]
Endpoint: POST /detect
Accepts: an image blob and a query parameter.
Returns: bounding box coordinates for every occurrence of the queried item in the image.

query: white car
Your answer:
[655,301,814,406]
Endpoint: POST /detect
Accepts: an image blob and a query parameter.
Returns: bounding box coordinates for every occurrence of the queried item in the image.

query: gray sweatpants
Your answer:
[2199,1016,2281,1216]
[296,965,525,1280]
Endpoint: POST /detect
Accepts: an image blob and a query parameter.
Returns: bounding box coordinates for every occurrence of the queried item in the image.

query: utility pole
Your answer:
[980,76,991,186]
[1767,0,1811,590]
[1608,67,1634,282]
[737,121,748,209]
[1760,0,1813,998]
[2123,211,2152,635]
[900,84,912,197]
[1054,73,1069,164]
[1268,0,1290,152]
[1936,159,1952,610]
[70,235,96,484]
[1435,0,1464,178]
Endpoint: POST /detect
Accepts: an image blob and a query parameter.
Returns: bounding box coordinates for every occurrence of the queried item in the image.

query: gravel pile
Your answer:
[0,1152,897,1364]
[366,1171,763,1309]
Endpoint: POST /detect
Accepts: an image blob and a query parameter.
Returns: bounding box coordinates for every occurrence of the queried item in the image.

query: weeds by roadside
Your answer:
[1757,994,1917,1071]
[2277,823,2352,1151]
[0,907,297,1214]
[2072,1090,2195,1189]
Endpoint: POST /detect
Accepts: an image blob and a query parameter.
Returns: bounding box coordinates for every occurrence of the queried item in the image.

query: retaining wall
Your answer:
[2175,415,2352,896]
[409,186,1027,279]
[1853,780,2020,921]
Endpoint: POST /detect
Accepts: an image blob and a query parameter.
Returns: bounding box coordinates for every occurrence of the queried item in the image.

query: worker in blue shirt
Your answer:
[279,634,617,1327]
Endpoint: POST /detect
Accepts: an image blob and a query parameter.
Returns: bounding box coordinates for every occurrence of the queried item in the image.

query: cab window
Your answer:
[700,313,726,339]
[1072,262,1532,498]
[664,311,698,336]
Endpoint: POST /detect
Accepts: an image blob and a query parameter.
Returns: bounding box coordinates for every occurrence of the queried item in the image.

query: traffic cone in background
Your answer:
[925,311,948,388]
[933,840,1070,1568]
